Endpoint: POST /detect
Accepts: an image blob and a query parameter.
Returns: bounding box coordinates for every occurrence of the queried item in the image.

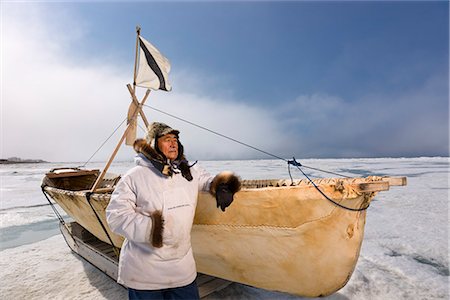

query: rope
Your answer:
[41,186,83,245]
[41,186,66,225]
[144,104,369,211]
[144,104,288,161]
[288,158,370,211]
[85,192,121,258]
[80,117,128,168]
[301,165,351,178]
[75,105,368,221]
[144,104,351,177]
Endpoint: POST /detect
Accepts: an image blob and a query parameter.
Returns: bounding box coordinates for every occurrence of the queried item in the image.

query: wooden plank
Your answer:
[125,100,138,146]
[46,169,99,179]
[198,276,232,298]
[102,248,116,256]
[196,273,215,286]
[353,181,389,192]
[60,223,120,280]
[93,242,115,252]
[382,176,407,186]
[93,187,115,193]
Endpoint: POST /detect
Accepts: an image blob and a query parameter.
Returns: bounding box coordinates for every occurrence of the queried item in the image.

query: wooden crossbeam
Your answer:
[90,88,151,193]
[127,84,150,127]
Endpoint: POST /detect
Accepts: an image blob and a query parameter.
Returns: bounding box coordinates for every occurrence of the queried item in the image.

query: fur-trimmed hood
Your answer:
[134,138,193,181]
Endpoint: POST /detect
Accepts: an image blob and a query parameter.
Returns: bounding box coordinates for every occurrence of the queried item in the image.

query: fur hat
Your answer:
[146,122,180,149]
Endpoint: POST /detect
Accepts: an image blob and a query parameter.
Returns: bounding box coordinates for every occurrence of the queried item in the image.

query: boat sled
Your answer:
[42,168,406,297]
[59,221,231,298]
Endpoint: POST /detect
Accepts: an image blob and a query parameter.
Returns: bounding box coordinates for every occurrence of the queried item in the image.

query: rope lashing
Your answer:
[288,157,370,212]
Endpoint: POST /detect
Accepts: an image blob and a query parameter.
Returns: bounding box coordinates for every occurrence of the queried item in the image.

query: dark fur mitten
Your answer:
[150,210,164,248]
[210,172,241,211]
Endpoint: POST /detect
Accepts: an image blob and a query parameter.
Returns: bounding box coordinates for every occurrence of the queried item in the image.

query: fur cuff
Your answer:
[151,210,164,248]
[210,171,241,196]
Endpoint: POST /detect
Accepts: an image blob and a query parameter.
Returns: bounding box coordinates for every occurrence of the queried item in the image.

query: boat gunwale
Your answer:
[42,175,395,195]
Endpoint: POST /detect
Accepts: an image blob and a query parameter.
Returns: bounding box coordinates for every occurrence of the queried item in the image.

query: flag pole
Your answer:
[90,26,149,192]
[133,25,141,89]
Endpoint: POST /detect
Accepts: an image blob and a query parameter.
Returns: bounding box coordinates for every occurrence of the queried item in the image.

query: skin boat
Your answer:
[42,168,406,297]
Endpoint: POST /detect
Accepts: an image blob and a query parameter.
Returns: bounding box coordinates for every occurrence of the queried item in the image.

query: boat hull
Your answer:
[192,180,371,297]
[43,175,401,297]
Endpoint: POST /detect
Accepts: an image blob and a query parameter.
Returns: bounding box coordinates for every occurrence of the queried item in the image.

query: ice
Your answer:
[0,205,61,229]
[0,157,448,299]
[0,235,127,300]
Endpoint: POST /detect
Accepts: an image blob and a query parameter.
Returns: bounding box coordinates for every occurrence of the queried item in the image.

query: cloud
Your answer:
[2,4,131,162]
[277,74,449,158]
[1,4,288,162]
[3,3,447,164]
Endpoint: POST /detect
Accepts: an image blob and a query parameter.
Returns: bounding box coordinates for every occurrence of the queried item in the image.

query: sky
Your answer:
[1,1,449,162]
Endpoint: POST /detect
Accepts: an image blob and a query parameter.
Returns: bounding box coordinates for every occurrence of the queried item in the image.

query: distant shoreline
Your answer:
[0,158,48,164]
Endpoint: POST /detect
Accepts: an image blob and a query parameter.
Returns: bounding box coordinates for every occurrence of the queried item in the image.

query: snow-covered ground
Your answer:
[0,157,448,299]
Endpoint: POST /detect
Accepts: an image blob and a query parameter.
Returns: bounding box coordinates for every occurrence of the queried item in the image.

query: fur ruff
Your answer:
[133,138,192,181]
[210,171,241,196]
[134,138,166,162]
[151,210,164,248]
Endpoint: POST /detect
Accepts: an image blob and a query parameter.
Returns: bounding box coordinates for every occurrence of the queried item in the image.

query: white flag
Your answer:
[135,36,172,91]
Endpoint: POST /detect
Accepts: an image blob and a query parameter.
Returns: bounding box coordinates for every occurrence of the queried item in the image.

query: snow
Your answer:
[0,235,127,300]
[0,157,448,299]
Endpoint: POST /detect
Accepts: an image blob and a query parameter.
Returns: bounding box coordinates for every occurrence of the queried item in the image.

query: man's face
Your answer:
[157,133,179,161]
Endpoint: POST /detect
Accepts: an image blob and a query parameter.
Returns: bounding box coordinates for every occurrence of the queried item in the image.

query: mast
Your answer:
[90,26,150,192]
[133,25,141,89]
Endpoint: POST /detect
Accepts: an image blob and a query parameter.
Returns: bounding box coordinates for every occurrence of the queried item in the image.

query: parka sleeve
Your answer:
[106,176,153,244]
[194,164,214,192]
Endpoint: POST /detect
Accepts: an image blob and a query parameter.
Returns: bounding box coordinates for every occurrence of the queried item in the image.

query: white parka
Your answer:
[106,154,213,290]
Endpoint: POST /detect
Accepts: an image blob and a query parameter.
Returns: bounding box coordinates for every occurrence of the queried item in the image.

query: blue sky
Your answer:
[2,1,449,162]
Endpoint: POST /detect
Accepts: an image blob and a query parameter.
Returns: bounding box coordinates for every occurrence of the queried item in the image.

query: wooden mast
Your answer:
[133,25,141,88]
[130,25,150,127]
[90,26,151,192]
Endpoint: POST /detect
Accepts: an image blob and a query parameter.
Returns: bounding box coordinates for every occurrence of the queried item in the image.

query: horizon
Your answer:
[2,1,449,162]
[2,154,448,165]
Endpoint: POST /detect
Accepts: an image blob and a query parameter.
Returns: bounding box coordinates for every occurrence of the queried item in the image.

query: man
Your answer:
[106,122,241,300]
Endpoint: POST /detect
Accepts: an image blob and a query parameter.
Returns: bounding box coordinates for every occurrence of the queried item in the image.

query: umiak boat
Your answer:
[41,28,406,297]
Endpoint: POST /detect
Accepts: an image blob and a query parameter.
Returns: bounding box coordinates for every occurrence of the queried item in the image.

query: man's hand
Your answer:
[215,183,235,211]
[210,171,241,212]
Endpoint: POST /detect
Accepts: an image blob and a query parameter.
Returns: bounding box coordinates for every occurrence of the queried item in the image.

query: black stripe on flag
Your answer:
[139,37,168,91]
